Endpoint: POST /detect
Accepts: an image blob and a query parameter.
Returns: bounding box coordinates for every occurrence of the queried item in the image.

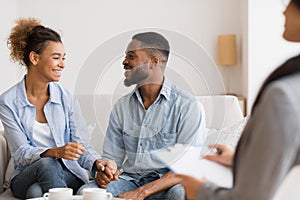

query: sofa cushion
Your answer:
[0,189,19,200]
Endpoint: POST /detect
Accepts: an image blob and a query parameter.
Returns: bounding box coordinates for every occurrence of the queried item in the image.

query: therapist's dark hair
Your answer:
[293,0,300,8]
[7,17,62,67]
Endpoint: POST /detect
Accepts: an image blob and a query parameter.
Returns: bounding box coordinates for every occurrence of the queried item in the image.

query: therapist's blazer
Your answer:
[197,70,300,200]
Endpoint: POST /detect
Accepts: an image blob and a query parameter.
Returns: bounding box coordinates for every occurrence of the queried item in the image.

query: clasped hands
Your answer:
[94,159,119,189]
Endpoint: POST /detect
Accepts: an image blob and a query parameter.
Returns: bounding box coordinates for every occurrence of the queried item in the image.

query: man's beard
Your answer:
[124,63,149,87]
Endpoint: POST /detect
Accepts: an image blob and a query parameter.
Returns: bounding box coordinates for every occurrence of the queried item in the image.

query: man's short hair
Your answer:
[132,32,170,61]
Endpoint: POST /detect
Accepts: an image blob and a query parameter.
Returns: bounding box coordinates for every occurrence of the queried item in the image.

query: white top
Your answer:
[32,121,55,147]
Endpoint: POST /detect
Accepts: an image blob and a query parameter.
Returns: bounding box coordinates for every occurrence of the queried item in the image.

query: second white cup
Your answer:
[82,188,113,200]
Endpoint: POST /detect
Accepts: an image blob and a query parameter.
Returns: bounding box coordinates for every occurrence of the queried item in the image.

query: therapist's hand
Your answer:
[204,144,234,167]
[176,174,207,200]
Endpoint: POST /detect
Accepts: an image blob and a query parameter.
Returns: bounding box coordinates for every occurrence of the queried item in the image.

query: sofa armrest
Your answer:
[0,132,9,194]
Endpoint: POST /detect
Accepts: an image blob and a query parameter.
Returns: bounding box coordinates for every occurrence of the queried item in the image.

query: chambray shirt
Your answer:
[102,78,206,181]
[0,77,100,183]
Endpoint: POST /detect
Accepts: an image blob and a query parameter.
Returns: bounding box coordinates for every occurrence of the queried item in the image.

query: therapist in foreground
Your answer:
[176,0,300,199]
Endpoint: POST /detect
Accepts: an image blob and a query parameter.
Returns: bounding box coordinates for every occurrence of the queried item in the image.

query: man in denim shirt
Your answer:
[79,32,206,199]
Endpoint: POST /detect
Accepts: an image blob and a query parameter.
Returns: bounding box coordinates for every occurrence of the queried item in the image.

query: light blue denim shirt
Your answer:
[0,77,100,183]
[102,78,206,181]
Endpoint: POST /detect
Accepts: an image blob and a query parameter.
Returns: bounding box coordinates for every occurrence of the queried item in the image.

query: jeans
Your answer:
[77,176,185,200]
[11,157,84,199]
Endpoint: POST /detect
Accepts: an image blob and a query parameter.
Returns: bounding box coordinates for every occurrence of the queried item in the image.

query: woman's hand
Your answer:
[204,144,235,167]
[41,142,86,160]
[176,174,207,200]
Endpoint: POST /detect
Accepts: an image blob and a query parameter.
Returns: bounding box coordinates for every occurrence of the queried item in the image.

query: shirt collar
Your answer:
[160,77,172,101]
[16,76,61,108]
[131,77,172,102]
[16,77,31,108]
[48,82,61,104]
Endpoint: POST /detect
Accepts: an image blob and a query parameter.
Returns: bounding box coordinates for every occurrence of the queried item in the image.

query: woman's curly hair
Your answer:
[7,18,62,66]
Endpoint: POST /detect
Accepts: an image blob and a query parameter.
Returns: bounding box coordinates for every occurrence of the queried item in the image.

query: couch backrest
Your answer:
[76,94,243,153]
[196,95,243,129]
[0,132,8,193]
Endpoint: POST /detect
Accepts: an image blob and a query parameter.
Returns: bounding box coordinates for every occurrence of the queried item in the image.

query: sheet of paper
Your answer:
[152,145,233,188]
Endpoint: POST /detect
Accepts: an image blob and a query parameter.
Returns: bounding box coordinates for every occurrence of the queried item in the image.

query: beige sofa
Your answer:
[0,95,245,199]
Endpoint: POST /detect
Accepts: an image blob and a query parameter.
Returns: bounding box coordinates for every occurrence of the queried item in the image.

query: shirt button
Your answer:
[144,124,147,128]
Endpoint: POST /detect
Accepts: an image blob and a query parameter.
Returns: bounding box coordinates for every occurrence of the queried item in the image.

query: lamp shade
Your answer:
[218,34,237,66]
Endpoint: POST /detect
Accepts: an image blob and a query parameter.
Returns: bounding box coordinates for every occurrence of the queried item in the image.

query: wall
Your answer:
[247,0,300,112]
[0,0,18,95]
[2,0,299,113]
[0,0,243,97]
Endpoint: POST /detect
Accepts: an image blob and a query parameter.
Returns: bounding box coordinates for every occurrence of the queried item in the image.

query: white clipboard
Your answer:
[152,144,233,188]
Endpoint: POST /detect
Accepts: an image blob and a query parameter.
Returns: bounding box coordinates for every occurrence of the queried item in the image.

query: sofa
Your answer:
[0,95,246,199]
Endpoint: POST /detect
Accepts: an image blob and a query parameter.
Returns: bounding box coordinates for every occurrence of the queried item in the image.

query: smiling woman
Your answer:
[0,18,111,199]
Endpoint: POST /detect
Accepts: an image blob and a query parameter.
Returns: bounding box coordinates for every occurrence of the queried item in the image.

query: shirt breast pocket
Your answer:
[122,129,140,153]
[154,131,177,149]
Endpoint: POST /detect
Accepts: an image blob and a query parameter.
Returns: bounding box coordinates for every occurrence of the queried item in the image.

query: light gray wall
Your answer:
[247,0,300,111]
[0,0,18,94]
[2,0,299,112]
[0,0,243,97]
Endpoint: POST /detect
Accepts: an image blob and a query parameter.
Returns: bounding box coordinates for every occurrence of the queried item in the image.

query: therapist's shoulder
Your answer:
[260,72,300,112]
[264,72,300,98]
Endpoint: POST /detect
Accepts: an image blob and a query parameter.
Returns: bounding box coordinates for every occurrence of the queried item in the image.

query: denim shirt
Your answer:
[0,77,100,183]
[102,78,206,181]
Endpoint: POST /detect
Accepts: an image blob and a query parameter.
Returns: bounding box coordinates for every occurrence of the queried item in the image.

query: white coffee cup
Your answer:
[83,188,113,200]
[43,188,73,200]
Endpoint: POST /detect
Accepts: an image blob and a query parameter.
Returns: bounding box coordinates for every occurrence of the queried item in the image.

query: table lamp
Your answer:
[217,34,237,94]
[217,34,237,66]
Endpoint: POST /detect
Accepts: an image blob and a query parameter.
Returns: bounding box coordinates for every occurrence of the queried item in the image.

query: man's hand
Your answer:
[118,187,147,200]
[117,171,182,199]
[94,159,119,188]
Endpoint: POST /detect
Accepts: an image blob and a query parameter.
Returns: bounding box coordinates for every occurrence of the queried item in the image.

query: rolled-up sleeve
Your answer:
[68,96,101,173]
[0,103,47,167]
